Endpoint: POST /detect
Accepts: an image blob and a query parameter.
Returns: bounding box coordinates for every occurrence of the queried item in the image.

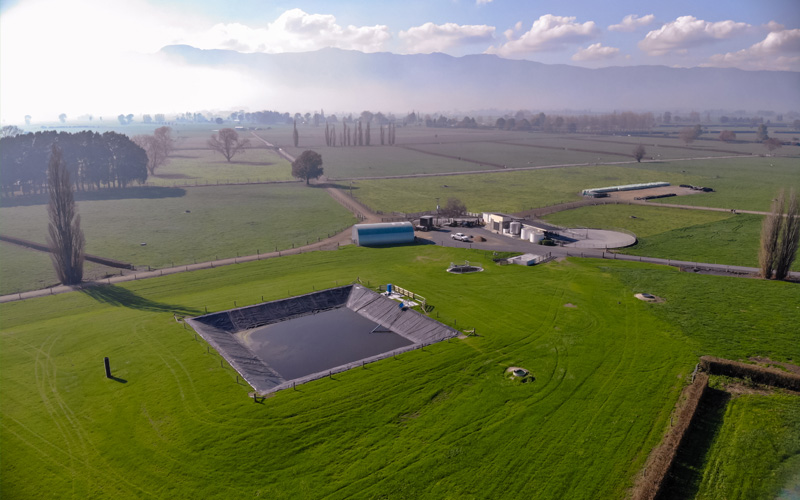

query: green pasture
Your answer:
[543,204,734,238]
[349,165,703,214]
[631,156,800,212]
[0,184,355,274]
[692,391,800,500]
[543,205,798,270]
[577,134,785,157]
[664,386,800,500]
[2,246,797,498]
[403,141,628,168]
[284,143,480,179]
[0,242,122,295]
[145,147,293,186]
[608,264,800,361]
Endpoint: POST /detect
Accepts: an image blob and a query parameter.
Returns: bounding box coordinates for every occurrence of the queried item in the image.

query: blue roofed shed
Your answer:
[352,222,415,246]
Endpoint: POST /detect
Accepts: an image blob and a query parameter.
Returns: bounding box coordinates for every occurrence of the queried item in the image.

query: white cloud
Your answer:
[572,43,620,61]
[188,9,391,54]
[705,29,800,71]
[639,16,751,56]
[765,21,785,32]
[399,22,495,54]
[608,14,655,32]
[476,0,494,4]
[486,14,598,57]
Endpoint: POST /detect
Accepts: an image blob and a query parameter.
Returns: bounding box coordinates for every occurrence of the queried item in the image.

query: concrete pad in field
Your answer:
[560,228,637,249]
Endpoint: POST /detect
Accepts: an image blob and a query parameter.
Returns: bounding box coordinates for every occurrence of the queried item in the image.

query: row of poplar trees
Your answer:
[292,119,396,148]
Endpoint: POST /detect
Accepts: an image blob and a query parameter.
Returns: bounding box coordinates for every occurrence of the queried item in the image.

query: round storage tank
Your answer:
[510,221,521,235]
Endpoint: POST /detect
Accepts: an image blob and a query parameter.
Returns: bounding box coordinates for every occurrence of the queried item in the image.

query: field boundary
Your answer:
[631,372,709,500]
[631,357,800,499]
[700,356,800,391]
[0,234,134,270]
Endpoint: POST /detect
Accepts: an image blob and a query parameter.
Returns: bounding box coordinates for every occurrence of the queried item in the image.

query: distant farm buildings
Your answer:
[352,222,415,246]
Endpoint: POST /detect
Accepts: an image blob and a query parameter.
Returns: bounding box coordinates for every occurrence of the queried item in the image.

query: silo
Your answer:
[510,221,521,236]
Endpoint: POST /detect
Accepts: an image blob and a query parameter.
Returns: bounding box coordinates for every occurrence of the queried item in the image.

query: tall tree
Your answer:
[442,197,467,218]
[774,189,800,280]
[132,126,174,175]
[207,128,250,162]
[1,125,22,138]
[756,124,769,141]
[632,145,646,162]
[760,189,800,280]
[46,144,84,285]
[763,138,782,153]
[293,119,299,147]
[291,150,323,185]
[365,122,371,146]
[719,130,736,143]
[679,126,700,144]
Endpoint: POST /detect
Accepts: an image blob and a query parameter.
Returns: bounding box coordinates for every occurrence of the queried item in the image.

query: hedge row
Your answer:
[700,355,800,391]
[631,372,709,500]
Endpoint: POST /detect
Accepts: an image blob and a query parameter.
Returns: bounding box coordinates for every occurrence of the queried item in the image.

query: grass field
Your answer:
[146,147,294,186]
[0,184,356,271]
[663,384,800,499]
[349,165,704,214]
[285,142,480,179]
[691,390,800,499]
[542,205,800,270]
[0,242,122,295]
[630,156,800,212]
[2,246,798,499]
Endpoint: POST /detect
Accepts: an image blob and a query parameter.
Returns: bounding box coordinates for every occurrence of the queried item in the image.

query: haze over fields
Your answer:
[1,0,798,121]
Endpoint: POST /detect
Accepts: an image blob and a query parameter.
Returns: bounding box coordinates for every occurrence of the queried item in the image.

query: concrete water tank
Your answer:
[510,221,521,235]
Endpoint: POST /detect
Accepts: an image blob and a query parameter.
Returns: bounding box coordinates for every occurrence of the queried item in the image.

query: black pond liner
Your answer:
[186,284,460,394]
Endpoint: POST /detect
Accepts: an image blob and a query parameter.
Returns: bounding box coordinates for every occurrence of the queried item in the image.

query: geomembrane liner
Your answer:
[186,284,459,394]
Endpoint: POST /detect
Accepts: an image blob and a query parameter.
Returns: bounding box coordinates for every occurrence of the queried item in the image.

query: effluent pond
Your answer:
[238,307,413,380]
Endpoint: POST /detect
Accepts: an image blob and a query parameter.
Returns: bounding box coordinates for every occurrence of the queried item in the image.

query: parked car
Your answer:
[451,232,471,241]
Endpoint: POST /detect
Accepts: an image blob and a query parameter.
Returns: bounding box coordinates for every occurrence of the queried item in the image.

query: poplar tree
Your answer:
[760,189,800,280]
[47,144,85,285]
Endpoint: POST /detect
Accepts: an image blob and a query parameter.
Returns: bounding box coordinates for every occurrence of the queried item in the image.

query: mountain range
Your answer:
[160,45,800,114]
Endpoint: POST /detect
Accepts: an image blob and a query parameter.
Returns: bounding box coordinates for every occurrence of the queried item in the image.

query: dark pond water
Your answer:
[244,307,413,380]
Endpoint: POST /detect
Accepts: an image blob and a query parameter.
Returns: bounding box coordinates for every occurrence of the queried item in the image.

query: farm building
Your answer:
[581,182,669,197]
[483,213,547,242]
[507,253,546,266]
[352,222,415,246]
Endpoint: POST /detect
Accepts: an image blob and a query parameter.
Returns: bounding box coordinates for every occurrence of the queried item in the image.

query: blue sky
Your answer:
[1,0,798,120]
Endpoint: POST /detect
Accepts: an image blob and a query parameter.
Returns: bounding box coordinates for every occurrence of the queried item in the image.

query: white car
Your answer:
[451,232,471,241]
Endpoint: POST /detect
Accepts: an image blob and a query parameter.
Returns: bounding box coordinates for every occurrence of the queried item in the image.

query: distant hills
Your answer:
[160,45,800,114]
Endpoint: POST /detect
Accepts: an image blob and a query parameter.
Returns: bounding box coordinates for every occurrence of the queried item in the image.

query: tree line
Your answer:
[0,131,148,196]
